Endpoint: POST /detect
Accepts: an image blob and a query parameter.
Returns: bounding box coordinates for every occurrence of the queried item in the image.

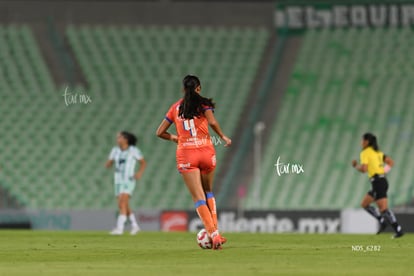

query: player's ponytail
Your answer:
[120,131,137,146]
[179,75,215,119]
[363,133,379,151]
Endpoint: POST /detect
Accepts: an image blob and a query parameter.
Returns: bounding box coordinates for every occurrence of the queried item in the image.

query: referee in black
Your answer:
[352,133,403,238]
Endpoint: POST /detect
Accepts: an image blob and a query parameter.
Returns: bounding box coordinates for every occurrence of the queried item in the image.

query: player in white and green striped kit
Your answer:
[105,131,146,235]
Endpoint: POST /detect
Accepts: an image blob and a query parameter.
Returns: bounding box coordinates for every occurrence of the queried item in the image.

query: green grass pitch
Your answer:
[0,231,412,275]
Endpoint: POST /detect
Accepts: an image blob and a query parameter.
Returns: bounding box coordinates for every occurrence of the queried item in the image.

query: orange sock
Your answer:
[206,192,218,228]
[195,200,216,235]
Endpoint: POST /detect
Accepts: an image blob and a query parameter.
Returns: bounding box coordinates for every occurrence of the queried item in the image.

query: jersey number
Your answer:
[183,119,197,137]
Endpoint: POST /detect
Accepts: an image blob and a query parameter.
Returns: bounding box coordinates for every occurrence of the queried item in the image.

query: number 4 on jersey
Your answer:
[183,119,197,137]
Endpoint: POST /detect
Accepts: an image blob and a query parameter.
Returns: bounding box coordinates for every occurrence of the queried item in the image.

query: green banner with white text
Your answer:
[275,0,414,29]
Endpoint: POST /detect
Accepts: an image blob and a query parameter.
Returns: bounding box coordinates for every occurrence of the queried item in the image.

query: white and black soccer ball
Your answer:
[196,228,212,249]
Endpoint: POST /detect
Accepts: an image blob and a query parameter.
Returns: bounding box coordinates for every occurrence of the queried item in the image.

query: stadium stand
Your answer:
[0,24,269,209]
[245,27,414,209]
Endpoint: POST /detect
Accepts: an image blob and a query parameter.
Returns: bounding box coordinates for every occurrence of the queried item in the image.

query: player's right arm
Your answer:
[204,109,231,147]
[105,160,113,168]
[105,148,116,168]
[352,151,368,173]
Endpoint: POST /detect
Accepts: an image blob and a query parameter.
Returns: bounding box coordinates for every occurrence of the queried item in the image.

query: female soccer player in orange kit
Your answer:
[156,75,231,250]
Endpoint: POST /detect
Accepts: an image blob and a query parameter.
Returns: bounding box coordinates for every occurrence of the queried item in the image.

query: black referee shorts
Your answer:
[367,175,389,200]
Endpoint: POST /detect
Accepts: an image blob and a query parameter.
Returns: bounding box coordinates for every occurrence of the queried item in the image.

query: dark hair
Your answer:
[363,132,379,151]
[178,75,215,119]
[120,131,137,146]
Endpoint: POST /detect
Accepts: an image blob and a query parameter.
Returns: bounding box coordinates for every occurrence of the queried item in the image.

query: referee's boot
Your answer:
[393,231,404,239]
[392,224,404,239]
[376,217,388,235]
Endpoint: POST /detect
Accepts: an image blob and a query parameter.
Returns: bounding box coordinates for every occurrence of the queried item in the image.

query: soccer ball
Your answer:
[196,228,212,249]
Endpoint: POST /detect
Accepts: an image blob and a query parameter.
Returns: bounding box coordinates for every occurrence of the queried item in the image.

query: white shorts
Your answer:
[114,181,136,196]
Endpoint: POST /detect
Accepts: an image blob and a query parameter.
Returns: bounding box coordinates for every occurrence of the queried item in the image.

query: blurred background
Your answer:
[0,0,413,233]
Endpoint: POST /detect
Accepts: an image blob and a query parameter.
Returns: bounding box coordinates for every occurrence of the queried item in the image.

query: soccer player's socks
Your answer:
[129,213,139,228]
[206,192,218,228]
[195,200,216,235]
[116,214,127,231]
[382,209,402,233]
[364,206,381,221]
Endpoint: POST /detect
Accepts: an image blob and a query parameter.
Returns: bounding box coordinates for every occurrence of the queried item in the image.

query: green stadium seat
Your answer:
[245,27,414,209]
[0,24,269,210]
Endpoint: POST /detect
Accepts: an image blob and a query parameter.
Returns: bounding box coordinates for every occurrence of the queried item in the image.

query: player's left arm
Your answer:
[204,109,231,147]
[134,158,146,180]
[156,119,178,143]
[384,155,394,167]
[383,155,394,173]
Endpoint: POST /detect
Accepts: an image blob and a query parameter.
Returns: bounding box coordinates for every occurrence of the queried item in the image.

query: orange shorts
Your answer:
[176,146,216,174]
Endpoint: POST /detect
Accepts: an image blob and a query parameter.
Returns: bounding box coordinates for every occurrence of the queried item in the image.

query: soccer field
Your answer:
[0,231,411,276]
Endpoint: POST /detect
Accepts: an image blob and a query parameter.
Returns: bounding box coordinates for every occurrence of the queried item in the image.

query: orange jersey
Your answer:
[165,99,214,150]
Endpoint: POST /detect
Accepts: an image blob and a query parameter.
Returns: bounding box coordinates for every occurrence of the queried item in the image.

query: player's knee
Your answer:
[118,195,127,206]
[121,197,128,206]
[378,204,387,213]
[378,203,387,213]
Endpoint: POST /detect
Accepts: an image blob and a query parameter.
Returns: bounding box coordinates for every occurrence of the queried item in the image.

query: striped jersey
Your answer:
[108,146,143,183]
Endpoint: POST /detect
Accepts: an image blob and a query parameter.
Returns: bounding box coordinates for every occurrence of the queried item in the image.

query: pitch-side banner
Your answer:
[163,209,414,233]
[160,210,341,233]
[275,1,414,29]
[0,209,160,231]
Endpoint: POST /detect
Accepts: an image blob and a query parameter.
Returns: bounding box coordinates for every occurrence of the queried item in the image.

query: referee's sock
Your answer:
[382,209,403,233]
[364,206,382,222]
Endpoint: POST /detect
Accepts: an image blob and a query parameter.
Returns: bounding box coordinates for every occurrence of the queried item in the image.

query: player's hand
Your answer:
[170,135,178,144]
[134,172,143,180]
[351,160,358,167]
[222,136,232,147]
